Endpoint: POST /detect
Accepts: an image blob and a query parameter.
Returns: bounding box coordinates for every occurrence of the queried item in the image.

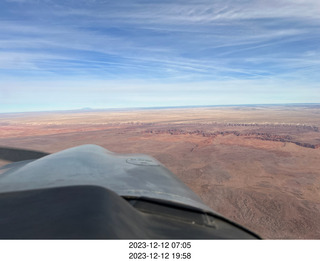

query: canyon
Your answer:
[1,105,320,239]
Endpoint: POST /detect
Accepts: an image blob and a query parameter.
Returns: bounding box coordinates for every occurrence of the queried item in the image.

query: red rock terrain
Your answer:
[1,105,320,239]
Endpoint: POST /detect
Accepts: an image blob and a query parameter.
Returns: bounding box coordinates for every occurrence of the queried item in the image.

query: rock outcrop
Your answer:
[144,128,320,149]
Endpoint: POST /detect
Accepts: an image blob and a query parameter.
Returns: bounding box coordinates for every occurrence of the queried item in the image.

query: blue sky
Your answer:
[0,0,319,112]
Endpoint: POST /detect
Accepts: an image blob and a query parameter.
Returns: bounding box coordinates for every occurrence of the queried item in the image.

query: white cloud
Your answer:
[0,0,319,111]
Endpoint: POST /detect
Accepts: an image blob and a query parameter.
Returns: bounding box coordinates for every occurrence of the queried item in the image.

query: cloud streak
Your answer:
[0,0,319,112]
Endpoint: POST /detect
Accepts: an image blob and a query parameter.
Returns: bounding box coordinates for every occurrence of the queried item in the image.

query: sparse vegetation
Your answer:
[1,105,320,239]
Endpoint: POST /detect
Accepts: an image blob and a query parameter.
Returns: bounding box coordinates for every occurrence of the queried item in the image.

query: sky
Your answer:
[0,0,319,112]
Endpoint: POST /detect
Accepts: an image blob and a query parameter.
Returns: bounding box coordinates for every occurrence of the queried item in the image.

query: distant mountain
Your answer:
[80,107,93,111]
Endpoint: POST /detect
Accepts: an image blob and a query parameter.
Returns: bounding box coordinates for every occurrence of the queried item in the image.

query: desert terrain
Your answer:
[1,104,320,239]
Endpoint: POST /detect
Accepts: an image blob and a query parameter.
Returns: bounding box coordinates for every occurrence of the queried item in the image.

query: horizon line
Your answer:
[1,102,320,115]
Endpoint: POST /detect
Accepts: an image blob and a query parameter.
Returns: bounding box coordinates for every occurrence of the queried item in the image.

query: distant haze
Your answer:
[0,0,319,112]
